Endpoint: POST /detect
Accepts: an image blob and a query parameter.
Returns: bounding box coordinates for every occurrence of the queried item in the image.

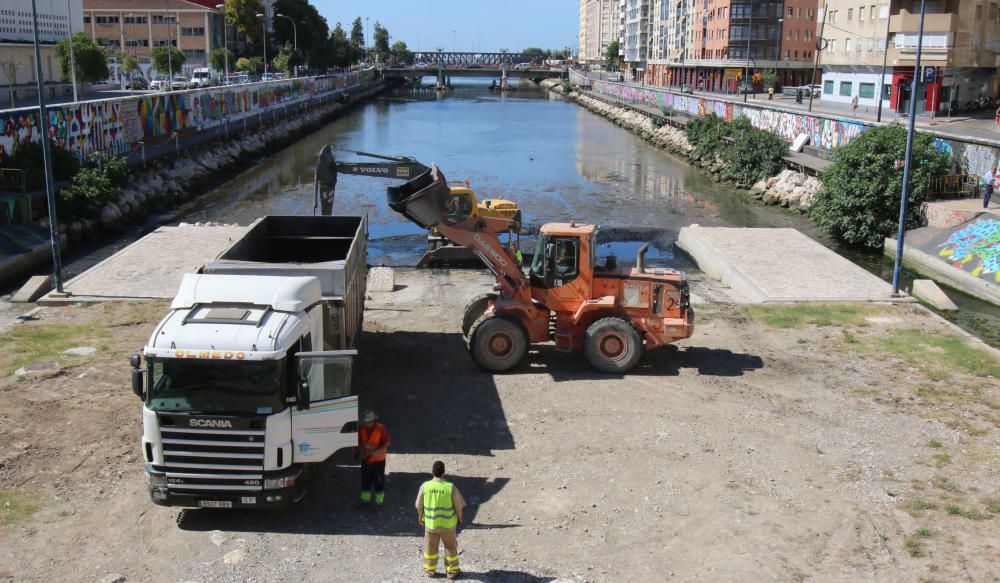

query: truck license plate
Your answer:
[197,500,232,508]
[241,497,256,504]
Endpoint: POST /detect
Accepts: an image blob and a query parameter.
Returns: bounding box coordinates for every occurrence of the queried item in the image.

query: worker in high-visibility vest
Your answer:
[415,460,467,579]
[357,410,391,506]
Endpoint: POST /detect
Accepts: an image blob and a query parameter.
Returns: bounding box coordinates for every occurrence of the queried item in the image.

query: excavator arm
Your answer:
[314,145,429,215]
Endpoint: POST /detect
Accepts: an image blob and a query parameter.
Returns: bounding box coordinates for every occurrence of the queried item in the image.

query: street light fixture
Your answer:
[774,17,783,89]
[275,13,297,76]
[66,0,77,102]
[215,4,229,83]
[256,12,268,76]
[743,0,754,102]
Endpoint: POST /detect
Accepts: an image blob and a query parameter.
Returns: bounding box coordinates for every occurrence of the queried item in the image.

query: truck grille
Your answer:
[159,426,265,493]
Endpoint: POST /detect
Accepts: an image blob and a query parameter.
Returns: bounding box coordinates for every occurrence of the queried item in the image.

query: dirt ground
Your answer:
[0,268,997,583]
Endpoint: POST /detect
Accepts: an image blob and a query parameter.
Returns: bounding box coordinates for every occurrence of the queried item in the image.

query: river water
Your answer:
[66,79,1000,345]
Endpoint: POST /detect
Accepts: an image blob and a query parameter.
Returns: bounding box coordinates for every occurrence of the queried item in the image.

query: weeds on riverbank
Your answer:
[684,115,786,186]
[0,491,42,526]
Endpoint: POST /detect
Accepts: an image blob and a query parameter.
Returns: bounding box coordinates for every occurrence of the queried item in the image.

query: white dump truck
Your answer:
[129,215,367,508]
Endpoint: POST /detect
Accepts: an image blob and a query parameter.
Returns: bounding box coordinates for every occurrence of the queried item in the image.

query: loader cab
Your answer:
[529,223,596,299]
[445,186,477,223]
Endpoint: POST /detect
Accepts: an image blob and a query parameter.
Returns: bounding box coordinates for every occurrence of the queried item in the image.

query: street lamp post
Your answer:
[275,13,297,76]
[774,17,783,88]
[452,30,456,52]
[166,11,174,89]
[29,0,64,293]
[215,4,229,83]
[66,0,77,102]
[256,12,268,76]
[743,0,754,102]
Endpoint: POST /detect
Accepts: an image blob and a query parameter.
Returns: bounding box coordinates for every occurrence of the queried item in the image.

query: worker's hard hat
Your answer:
[361,410,378,423]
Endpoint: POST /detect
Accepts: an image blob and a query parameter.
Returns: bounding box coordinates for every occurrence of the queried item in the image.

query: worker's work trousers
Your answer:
[423,527,460,575]
[361,460,385,493]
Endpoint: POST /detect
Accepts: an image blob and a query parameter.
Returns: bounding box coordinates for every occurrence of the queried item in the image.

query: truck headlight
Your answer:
[148,473,167,487]
[264,476,296,490]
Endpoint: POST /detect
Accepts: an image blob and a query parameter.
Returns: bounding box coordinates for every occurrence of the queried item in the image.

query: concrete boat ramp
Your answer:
[678,226,900,303]
[41,223,897,305]
[40,224,249,304]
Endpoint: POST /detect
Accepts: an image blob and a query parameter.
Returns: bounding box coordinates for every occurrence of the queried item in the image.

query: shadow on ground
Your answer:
[178,467,512,536]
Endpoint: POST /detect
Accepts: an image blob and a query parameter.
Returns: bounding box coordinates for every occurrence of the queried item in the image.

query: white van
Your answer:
[190,67,215,88]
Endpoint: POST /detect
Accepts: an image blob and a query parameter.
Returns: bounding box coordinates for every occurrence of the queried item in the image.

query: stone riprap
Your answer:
[751,169,822,210]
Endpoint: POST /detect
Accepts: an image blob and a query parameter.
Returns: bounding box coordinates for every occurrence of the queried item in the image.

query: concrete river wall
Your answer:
[571,71,1000,177]
[0,70,376,166]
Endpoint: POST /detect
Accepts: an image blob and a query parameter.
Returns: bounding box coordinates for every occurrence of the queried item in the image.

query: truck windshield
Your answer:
[146,358,286,415]
[530,234,548,276]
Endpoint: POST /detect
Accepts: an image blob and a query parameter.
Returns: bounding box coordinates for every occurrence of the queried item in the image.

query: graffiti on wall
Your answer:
[734,106,866,150]
[937,215,1000,282]
[0,73,362,162]
[963,144,997,177]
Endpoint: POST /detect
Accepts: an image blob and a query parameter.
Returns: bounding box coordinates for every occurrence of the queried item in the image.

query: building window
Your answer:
[95,16,118,25]
[181,27,205,37]
[824,80,834,94]
[152,15,176,25]
[125,15,147,24]
[848,8,853,20]
[879,4,889,18]
[840,81,853,96]
[859,83,875,98]
[83,15,90,23]
[845,38,851,51]
[788,7,793,17]
[859,6,865,21]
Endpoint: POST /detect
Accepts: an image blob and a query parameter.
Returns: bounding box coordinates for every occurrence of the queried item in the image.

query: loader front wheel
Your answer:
[462,293,498,339]
[584,317,642,373]
[469,315,527,372]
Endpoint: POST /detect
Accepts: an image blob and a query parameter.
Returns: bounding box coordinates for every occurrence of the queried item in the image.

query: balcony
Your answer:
[888,12,957,35]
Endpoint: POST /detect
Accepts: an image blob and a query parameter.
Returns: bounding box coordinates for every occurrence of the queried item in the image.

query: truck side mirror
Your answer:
[130,353,141,368]
[544,242,554,261]
[131,368,145,399]
[297,380,311,410]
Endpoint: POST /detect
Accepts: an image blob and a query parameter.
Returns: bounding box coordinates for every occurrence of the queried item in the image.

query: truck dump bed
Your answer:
[204,215,367,349]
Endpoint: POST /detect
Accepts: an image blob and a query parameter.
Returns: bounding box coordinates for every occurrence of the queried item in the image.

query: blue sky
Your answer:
[312,0,579,54]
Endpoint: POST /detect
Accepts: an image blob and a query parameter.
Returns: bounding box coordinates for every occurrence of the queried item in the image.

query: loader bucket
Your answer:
[387,166,450,229]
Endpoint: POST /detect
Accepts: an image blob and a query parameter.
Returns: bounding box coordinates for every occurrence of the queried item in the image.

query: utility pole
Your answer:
[808,3,828,112]
[30,0,64,293]
[256,12,268,76]
[891,0,927,296]
[216,4,229,82]
[876,3,892,122]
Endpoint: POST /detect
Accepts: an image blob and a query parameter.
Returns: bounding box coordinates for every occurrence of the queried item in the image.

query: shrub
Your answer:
[810,123,950,249]
[684,114,731,160]
[651,116,667,128]
[719,117,787,186]
[56,152,127,222]
[7,141,79,191]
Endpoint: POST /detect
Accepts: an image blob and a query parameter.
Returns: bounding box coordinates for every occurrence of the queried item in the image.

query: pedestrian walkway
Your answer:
[39,224,249,304]
[677,226,901,303]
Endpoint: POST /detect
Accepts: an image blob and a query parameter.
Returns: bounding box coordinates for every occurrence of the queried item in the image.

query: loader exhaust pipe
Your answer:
[636,242,650,274]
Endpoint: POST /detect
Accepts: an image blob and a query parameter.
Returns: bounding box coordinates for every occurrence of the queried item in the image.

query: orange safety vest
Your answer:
[359,423,388,463]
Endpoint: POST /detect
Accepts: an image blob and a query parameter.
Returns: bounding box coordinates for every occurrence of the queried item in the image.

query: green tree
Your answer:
[210,47,235,72]
[273,0,329,64]
[811,124,951,249]
[150,46,186,76]
[391,40,413,65]
[236,56,252,72]
[55,32,109,84]
[328,23,356,68]
[225,0,264,45]
[350,17,365,49]
[373,22,389,62]
[271,42,302,73]
[605,40,620,68]
[719,117,787,186]
[522,47,545,57]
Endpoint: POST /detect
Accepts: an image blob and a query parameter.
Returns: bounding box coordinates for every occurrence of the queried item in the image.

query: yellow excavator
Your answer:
[314,145,521,266]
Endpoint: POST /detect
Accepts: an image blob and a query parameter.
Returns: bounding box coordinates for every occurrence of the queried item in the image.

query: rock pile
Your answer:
[751,169,822,210]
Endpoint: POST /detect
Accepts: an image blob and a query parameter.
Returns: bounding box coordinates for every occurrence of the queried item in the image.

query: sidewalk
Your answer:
[582,71,1000,146]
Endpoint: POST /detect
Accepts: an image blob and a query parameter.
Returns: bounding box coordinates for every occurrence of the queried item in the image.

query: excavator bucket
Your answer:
[387,166,451,229]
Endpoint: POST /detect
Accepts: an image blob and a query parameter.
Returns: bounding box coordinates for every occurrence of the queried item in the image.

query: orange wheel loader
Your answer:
[387,165,695,373]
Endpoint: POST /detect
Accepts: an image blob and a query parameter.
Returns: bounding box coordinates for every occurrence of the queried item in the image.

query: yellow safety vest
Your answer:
[422,480,458,530]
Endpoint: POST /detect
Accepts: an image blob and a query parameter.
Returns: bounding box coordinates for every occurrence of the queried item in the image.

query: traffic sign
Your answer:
[922,66,936,82]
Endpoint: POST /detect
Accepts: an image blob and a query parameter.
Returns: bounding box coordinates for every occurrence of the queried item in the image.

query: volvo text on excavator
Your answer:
[385,164,695,373]
[314,145,521,266]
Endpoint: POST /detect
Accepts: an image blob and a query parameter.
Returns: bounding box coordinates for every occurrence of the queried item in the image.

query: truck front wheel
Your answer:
[584,317,642,373]
[468,314,527,372]
[462,293,498,339]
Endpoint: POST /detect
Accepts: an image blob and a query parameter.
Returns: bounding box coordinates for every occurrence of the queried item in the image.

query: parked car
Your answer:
[149,76,168,91]
[124,76,148,90]
[804,84,822,98]
[261,72,276,81]
[514,62,532,71]
[171,75,191,90]
[414,62,429,69]
[467,63,483,69]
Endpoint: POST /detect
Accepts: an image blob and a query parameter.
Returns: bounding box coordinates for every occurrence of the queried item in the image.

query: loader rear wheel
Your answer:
[584,317,642,373]
[462,293,498,338]
[469,314,527,372]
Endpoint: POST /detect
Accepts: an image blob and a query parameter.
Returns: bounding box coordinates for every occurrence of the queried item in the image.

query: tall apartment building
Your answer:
[82,0,225,79]
[0,0,85,88]
[819,1,1000,116]
[579,0,619,65]
[621,0,652,80]
[644,1,819,93]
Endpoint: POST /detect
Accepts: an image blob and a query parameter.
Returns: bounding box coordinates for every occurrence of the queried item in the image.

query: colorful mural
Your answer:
[0,72,364,162]
[937,215,1000,282]
[576,71,999,168]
